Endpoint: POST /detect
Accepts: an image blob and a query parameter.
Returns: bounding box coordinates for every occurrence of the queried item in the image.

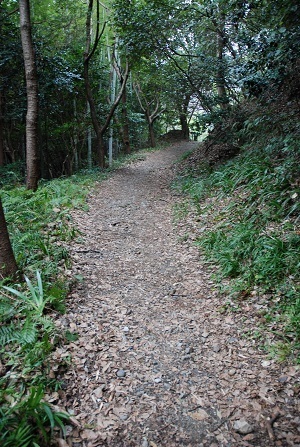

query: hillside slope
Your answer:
[174,66,300,362]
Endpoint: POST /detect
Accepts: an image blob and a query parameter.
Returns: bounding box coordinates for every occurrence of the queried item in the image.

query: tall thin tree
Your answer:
[19,0,39,190]
[84,0,129,167]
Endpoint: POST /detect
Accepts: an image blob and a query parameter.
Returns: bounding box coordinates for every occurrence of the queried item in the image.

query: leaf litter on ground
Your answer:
[48,142,300,447]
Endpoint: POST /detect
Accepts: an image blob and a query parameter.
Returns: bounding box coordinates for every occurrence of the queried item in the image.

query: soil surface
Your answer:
[51,142,300,447]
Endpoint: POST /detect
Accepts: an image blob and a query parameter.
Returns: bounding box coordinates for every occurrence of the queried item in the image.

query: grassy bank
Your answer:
[174,93,300,361]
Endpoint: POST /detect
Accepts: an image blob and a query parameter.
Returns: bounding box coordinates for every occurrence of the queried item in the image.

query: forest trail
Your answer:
[52,142,299,447]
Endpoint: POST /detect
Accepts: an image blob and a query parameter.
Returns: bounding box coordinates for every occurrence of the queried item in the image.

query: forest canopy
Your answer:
[0,0,299,179]
[0,1,300,445]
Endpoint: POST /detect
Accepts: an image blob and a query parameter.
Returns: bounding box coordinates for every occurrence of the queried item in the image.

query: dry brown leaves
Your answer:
[48,143,300,447]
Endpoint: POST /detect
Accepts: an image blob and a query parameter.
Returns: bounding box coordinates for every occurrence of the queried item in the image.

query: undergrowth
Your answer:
[0,272,70,446]
[175,103,300,362]
[0,169,108,445]
[1,168,108,280]
[0,169,102,445]
[0,147,160,445]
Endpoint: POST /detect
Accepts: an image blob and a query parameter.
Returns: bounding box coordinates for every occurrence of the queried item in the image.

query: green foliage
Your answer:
[0,384,69,447]
[0,271,57,370]
[1,172,102,279]
[4,272,48,316]
[0,169,105,446]
[0,271,69,446]
[177,96,300,360]
[0,155,146,445]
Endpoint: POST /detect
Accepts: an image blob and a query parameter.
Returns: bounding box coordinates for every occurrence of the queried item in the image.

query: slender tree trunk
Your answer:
[0,198,19,280]
[0,90,4,166]
[108,52,117,167]
[121,88,131,154]
[86,101,92,169]
[179,94,190,140]
[84,1,129,167]
[216,15,228,108]
[73,98,79,171]
[134,83,165,148]
[19,0,39,190]
[84,0,107,167]
[84,55,105,167]
[216,33,227,105]
[149,124,155,147]
[114,56,131,154]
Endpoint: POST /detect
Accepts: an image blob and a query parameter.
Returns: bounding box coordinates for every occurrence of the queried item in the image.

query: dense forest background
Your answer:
[0,0,298,178]
[0,0,299,445]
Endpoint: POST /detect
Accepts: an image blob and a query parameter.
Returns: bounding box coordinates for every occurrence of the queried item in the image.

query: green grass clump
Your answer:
[0,384,69,447]
[1,170,107,279]
[176,124,300,361]
[0,272,69,446]
[0,168,109,446]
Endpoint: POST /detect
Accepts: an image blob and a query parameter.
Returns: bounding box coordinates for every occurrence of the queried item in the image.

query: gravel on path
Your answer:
[51,142,300,447]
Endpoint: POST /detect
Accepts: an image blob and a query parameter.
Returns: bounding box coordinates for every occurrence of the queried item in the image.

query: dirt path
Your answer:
[52,142,299,447]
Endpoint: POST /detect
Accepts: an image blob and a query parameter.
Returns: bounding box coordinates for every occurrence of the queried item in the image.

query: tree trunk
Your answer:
[86,101,92,169]
[216,15,228,108]
[179,94,190,140]
[84,0,129,168]
[0,89,4,166]
[108,51,117,167]
[180,114,190,140]
[216,34,227,105]
[19,0,39,191]
[0,198,19,280]
[134,83,165,149]
[147,116,156,148]
[121,88,131,154]
[84,57,105,167]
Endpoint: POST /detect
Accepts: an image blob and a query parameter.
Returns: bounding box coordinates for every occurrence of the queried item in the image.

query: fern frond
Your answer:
[0,324,20,345]
[0,298,15,322]
[35,316,55,335]
[0,321,37,346]
[17,321,37,345]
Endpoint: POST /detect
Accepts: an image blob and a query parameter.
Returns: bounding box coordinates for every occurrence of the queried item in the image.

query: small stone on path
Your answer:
[212,344,221,352]
[233,419,254,435]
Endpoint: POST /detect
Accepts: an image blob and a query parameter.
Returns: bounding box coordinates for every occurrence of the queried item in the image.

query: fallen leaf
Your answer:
[188,409,209,421]
[56,439,69,447]
[81,429,98,440]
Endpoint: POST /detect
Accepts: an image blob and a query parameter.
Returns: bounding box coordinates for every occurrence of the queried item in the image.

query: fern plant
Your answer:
[0,320,37,346]
[0,271,59,372]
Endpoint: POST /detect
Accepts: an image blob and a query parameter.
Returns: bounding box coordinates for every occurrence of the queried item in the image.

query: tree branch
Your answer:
[85,0,107,64]
[101,60,130,135]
